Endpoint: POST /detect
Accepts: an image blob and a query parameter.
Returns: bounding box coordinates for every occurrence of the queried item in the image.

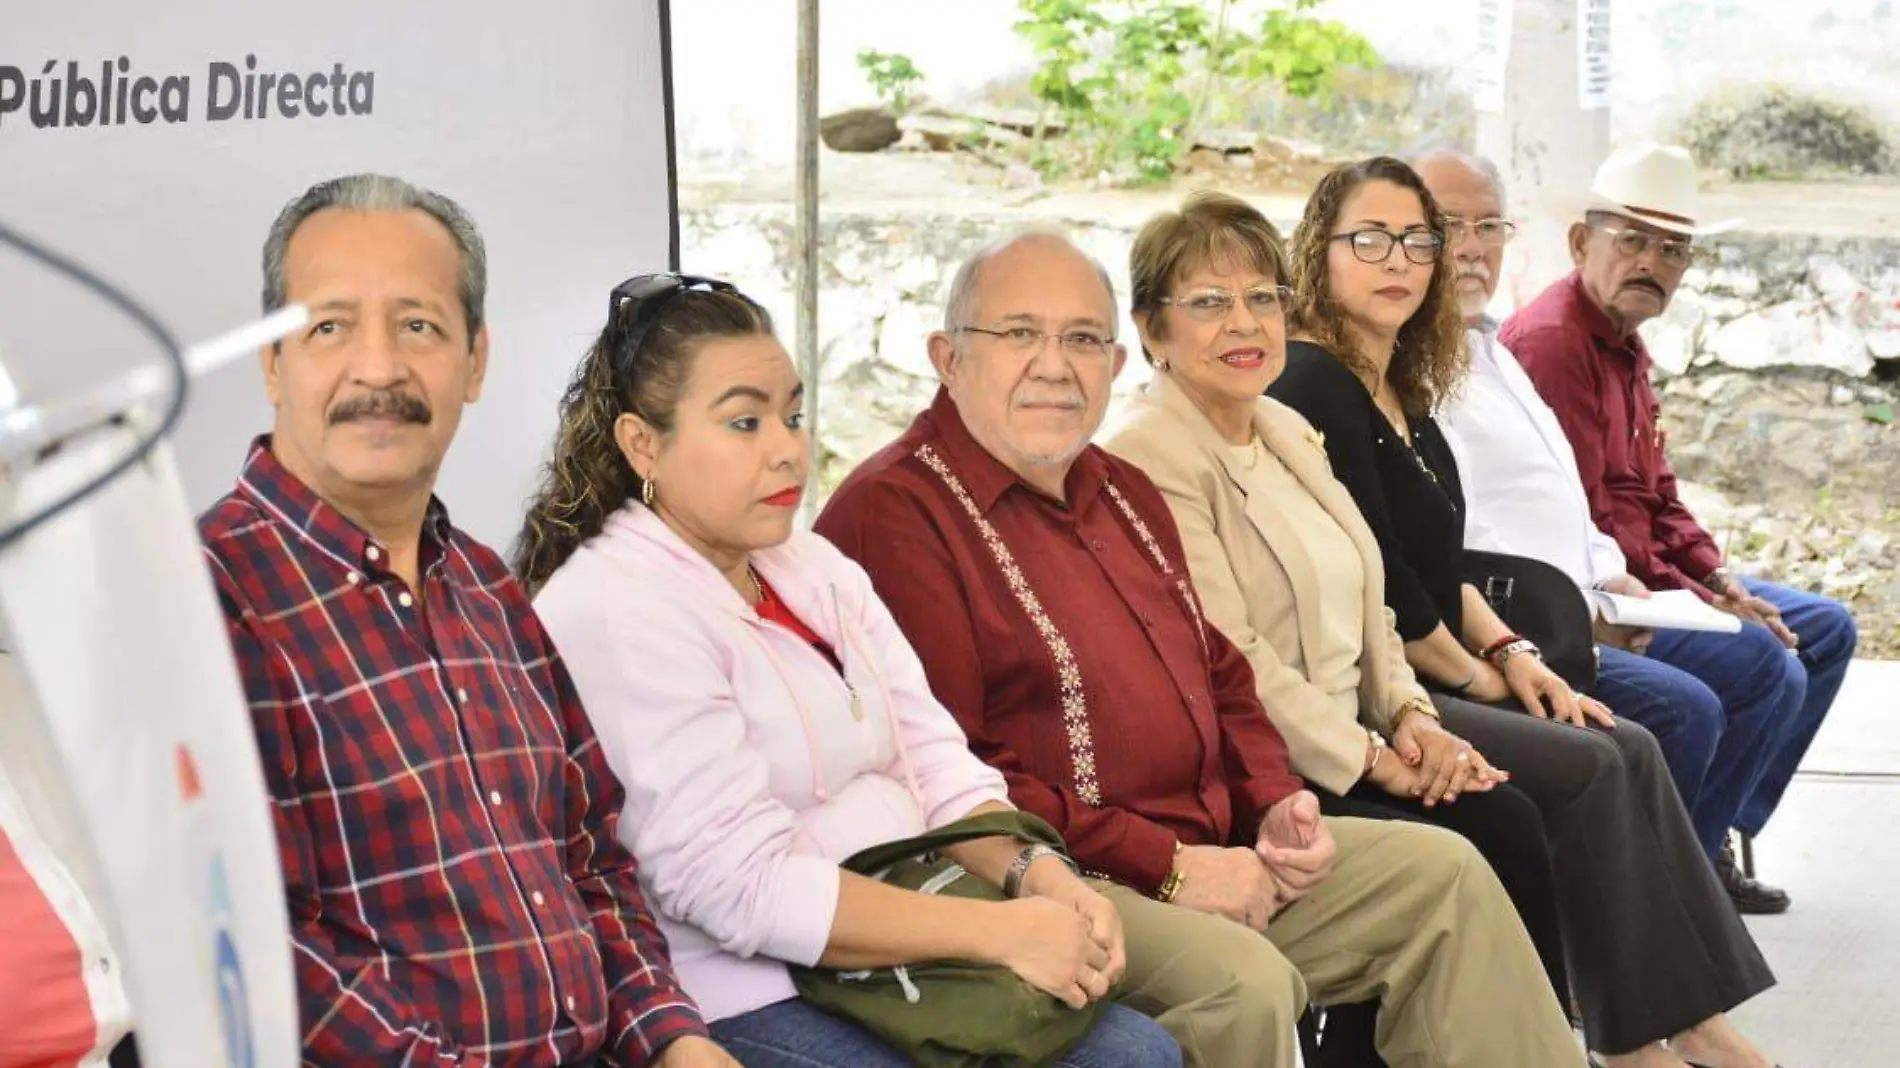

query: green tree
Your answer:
[1016,0,1378,183]
[856,49,926,116]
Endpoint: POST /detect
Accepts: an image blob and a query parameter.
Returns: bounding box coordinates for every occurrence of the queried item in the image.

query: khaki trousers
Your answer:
[1098,816,1582,1068]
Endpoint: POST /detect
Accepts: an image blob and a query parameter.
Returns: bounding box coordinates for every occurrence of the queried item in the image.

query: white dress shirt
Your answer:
[1440,325,1627,591]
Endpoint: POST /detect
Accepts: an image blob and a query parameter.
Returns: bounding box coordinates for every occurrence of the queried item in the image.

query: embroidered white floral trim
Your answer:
[916,444,1101,806]
[1103,483,1208,656]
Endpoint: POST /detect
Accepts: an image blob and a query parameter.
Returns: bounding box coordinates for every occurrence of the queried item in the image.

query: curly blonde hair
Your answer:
[513,287,773,595]
[1287,156,1468,416]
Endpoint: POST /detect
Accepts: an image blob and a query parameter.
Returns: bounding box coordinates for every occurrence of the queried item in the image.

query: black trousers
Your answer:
[1444,696,1773,1053]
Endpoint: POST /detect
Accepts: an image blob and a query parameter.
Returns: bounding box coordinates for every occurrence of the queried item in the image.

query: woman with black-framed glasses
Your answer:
[1268,157,1779,1068]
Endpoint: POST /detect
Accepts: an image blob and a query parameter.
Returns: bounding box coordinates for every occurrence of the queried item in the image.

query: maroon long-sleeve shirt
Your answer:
[815,391,1304,895]
[1502,272,1727,600]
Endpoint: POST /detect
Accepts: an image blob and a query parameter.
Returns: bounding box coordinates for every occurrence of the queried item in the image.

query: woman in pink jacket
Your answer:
[518,274,1179,1068]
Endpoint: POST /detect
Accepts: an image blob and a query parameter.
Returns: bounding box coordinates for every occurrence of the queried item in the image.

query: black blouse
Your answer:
[1267,340,1468,640]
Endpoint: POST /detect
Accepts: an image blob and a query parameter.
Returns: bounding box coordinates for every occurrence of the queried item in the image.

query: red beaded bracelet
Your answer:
[1479,633,1526,661]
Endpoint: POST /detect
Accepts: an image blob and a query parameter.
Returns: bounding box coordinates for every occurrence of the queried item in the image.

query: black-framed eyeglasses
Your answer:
[607,272,738,325]
[1331,228,1443,266]
[1587,221,1695,269]
[1440,216,1518,248]
[1157,285,1293,322]
[953,324,1117,359]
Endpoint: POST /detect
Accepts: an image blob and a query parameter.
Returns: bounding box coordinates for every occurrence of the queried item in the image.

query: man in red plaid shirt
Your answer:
[198,174,735,1068]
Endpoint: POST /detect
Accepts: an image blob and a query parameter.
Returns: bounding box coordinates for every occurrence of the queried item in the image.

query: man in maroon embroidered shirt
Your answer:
[198,174,734,1068]
[816,231,1580,1068]
[1503,144,1858,905]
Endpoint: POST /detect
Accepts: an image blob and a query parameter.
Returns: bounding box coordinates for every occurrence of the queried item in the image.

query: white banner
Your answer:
[1473,0,1514,114]
[0,1,678,1064]
[0,0,679,548]
[0,429,296,1068]
[1578,0,1613,110]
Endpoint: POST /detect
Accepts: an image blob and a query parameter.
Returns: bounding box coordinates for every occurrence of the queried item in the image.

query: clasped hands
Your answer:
[1167,791,1335,932]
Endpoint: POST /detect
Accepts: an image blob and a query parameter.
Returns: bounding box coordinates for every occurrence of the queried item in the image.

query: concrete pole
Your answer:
[794,0,821,525]
[1476,0,1612,313]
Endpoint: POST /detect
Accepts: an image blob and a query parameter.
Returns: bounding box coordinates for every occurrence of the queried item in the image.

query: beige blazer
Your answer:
[1104,371,1430,793]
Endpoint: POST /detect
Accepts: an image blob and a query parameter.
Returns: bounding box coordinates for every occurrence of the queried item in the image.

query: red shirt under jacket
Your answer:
[815,390,1304,895]
[1502,271,1727,600]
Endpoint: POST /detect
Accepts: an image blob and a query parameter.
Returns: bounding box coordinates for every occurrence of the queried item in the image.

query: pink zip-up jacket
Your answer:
[533,503,1010,1022]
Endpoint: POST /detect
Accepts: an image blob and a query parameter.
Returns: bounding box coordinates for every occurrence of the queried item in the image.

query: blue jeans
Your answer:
[1593,644,1779,859]
[1641,577,1858,841]
[709,997,1182,1068]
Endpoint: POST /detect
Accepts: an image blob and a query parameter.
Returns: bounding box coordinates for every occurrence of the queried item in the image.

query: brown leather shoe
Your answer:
[1718,839,1790,914]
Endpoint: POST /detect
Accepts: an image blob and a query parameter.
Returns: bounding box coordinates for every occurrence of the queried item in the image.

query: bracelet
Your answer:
[1486,638,1542,670]
[1396,696,1439,723]
[1705,567,1734,592]
[1365,730,1387,774]
[1002,843,1074,898]
[1479,633,1526,661]
[1156,841,1187,903]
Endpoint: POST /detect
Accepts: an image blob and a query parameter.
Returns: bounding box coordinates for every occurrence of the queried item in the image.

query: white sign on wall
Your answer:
[1578,0,1613,110]
[1473,0,1515,114]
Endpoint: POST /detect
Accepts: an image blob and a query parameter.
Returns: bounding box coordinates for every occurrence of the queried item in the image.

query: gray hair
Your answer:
[262,173,487,341]
[1401,139,1508,208]
[942,229,1121,344]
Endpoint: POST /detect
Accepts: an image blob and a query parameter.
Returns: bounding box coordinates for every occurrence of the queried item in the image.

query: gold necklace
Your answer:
[745,565,764,604]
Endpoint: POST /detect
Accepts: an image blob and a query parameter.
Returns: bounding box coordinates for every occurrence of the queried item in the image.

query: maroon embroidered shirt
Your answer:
[815,391,1304,894]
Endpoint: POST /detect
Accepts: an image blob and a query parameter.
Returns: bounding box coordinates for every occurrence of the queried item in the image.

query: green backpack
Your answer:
[790,810,1104,1068]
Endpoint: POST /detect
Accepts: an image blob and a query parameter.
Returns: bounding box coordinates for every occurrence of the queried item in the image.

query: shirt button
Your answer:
[345,572,361,586]
[397,591,414,608]
[456,687,469,704]
[489,790,503,806]
[532,891,546,907]
[1091,539,1105,551]
[366,545,381,562]
[565,995,577,1014]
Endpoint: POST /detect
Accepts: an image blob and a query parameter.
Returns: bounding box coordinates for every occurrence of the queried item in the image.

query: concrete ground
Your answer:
[1728,659,1900,1067]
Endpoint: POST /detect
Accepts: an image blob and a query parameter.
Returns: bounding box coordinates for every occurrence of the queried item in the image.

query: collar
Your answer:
[234,435,453,574]
[921,387,1108,515]
[1563,270,1652,371]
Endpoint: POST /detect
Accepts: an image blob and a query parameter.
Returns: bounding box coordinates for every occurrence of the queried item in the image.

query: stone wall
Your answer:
[683,204,1900,485]
[682,202,1900,654]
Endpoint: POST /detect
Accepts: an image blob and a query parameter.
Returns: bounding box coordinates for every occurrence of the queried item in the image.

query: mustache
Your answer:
[1012,391,1085,410]
[1622,277,1666,298]
[1455,264,1492,284]
[329,390,433,426]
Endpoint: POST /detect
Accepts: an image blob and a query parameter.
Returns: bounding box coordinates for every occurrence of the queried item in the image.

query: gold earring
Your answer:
[641,477,656,508]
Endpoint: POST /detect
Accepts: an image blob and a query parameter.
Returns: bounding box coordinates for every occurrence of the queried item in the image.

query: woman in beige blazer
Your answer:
[1101,192,1573,1031]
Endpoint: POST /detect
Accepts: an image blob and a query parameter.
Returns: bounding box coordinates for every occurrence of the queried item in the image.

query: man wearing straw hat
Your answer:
[1502,143,1860,913]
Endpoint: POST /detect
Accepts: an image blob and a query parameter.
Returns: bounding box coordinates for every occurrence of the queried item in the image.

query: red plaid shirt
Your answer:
[200,439,704,1067]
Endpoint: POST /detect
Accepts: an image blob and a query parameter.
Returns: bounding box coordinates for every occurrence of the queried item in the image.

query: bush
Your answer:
[1014,0,1378,185]
[1677,86,1894,180]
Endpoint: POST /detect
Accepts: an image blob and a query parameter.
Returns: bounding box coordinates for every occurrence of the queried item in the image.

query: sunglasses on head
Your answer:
[607,272,739,326]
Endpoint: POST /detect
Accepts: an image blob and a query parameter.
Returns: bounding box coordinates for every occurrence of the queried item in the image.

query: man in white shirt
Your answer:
[1416,147,1799,914]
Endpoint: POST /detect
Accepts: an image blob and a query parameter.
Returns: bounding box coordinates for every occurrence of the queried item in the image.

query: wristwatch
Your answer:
[1003,843,1075,898]
[1705,567,1735,592]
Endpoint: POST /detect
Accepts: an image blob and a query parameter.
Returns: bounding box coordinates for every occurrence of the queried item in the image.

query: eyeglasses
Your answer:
[607,272,738,326]
[954,324,1116,359]
[1332,228,1444,266]
[1588,222,1696,269]
[1440,216,1518,248]
[1156,285,1292,322]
